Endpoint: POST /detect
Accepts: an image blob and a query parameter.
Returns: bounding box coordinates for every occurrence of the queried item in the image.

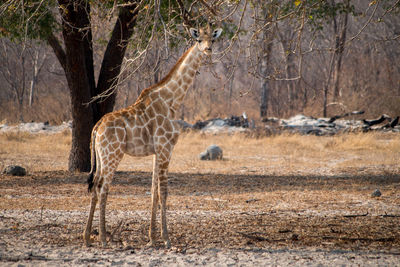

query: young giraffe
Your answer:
[83,25,223,248]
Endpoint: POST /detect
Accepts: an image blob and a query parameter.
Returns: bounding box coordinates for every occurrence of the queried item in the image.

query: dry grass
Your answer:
[1,131,399,251]
[0,130,71,172]
[1,130,399,175]
[168,132,400,176]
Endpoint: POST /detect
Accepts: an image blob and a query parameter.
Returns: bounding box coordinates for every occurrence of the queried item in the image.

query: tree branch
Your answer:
[46,32,66,72]
[176,0,194,29]
[95,2,139,119]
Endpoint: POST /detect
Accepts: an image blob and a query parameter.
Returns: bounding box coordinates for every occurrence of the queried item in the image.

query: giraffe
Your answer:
[83,25,223,248]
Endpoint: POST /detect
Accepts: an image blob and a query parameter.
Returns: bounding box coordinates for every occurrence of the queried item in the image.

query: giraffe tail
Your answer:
[87,124,98,193]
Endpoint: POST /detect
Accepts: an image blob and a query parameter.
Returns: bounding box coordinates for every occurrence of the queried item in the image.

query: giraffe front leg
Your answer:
[159,173,171,248]
[148,156,159,247]
[83,191,98,247]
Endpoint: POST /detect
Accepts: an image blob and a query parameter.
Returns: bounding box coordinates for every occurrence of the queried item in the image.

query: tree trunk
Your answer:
[275,21,297,114]
[259,17,274,118]
[19,50,26,122]
[58,0,95,172]
[280,39,297,111]
[228,71,235,112]
[323,52,336,117]
[52,1,139,172]
[29,52,37,107]
[260,79,269,117]
[29,50,46,107]
[332,0,349,100]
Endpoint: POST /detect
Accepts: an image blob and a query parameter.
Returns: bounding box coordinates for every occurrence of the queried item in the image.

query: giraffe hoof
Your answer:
[83,235,92,247]
[164,240,171,249]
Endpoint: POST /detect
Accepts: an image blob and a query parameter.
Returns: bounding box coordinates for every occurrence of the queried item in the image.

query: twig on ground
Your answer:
[343,212,369,218]
[237,231,293,242]
[323,236,395,242]
[239,211,275,216]
[109,220,124,243]
[237,231,269,241]
[380,214,400,218]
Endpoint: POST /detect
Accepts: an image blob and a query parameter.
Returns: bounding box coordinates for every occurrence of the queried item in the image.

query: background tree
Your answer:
[0,39,28,122]
[1,0,141,171]
[0,0,232,171]
[1,0,399,170]
[0,39,46,121]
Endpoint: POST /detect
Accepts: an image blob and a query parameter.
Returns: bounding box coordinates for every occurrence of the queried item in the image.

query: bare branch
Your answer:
[46,32,66,72]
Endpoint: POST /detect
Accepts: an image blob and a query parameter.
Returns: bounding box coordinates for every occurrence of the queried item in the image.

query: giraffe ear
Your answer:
[212,28,223,39]
[189,28,199,40]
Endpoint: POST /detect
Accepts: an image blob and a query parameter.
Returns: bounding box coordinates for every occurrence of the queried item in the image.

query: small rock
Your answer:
[199,145,223,160]
[245,198,259,203]
[186,248,197,254]
[371,189,382,197]
[3,165,26,176]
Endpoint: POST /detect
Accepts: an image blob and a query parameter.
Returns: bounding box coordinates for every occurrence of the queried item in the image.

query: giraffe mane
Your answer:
[132,45,195,107]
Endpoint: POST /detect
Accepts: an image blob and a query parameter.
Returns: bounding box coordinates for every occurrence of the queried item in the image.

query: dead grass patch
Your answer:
[0,131,70,172]
[0,130,399,251]
[1,131,399,175]
[0,170,399,251]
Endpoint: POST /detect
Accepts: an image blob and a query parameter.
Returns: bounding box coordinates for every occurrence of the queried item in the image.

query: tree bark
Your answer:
[323,52,336,117]
[29,50,46,107]
[52,1,139,172]
[58,0,95,171]
[18,49,26,122]
[259,6,274,118]
[332,0,349,100]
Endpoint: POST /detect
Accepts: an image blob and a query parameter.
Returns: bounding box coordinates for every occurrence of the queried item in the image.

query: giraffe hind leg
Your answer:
[98,182,109,247]
[83,188,98,247]
[97,154,123,247]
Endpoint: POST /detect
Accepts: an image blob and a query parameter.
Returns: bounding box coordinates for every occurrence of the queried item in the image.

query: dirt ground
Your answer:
[1,170,400,265]
[0,132,400,265]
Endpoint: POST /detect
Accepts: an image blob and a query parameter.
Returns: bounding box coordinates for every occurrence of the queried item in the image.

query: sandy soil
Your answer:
[1,170,399,266]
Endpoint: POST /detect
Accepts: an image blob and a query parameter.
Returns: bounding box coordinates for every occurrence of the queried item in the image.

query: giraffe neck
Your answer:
[131,44,204,118]
[165,44,203,114]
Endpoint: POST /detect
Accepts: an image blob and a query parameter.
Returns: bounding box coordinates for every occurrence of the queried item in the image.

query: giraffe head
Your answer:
[189,24,223,56]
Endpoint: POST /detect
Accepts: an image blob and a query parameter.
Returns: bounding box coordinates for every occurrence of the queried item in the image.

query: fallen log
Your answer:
[382,116,399,128]
[328,110,364,123]
[362,114,391,127]
[343,212,369,218]
[322,236,395,242]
